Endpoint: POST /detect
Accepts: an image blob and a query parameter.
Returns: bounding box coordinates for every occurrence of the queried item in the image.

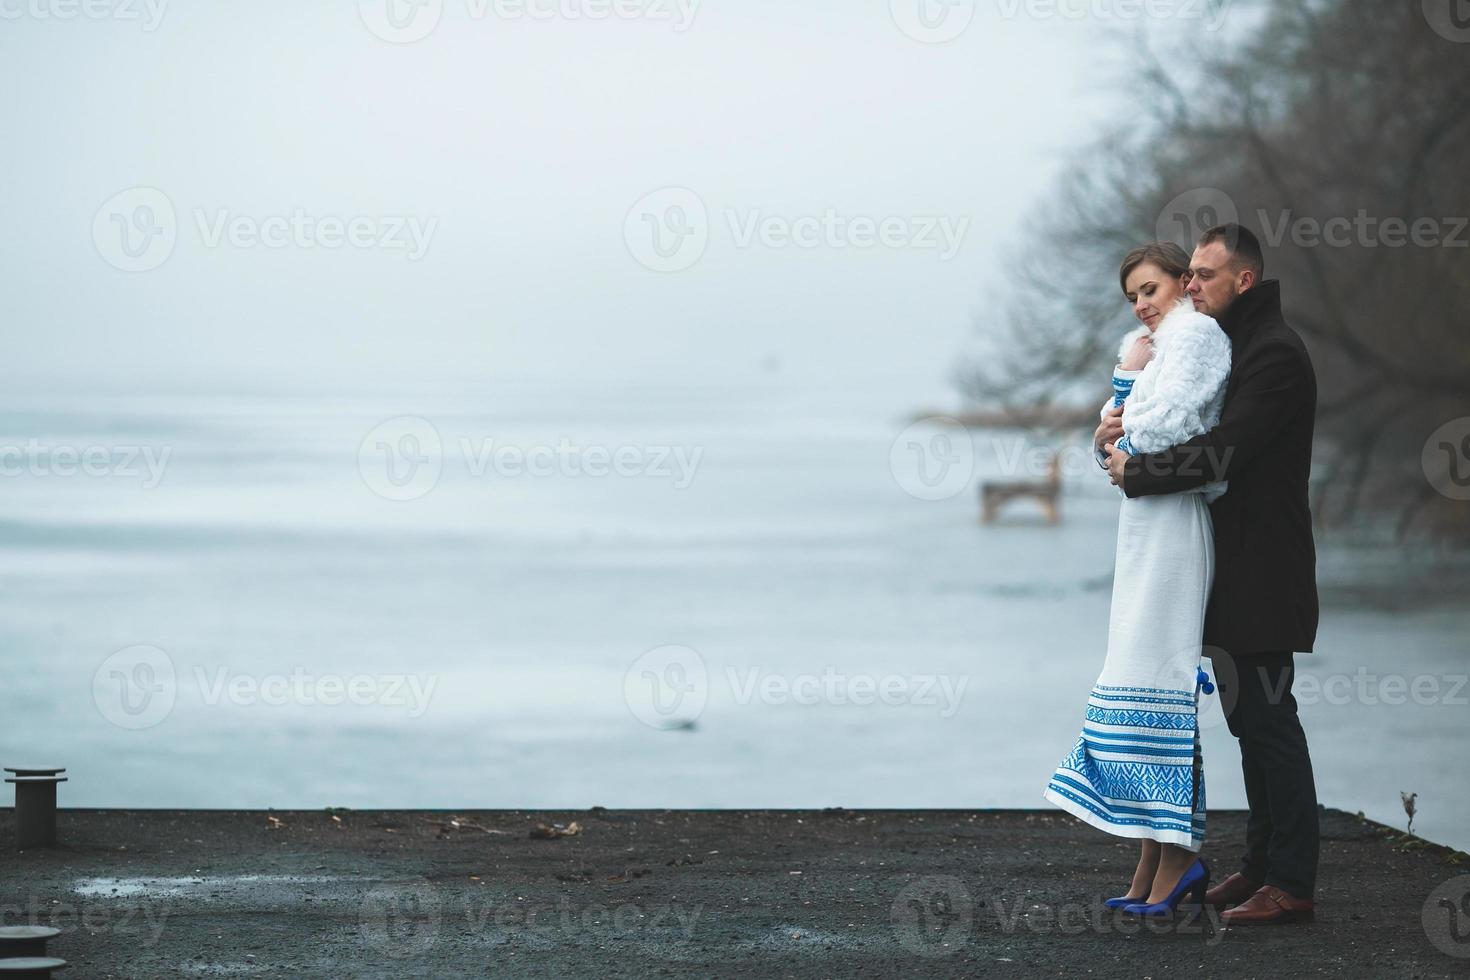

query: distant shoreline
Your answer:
[912,405,1099,429]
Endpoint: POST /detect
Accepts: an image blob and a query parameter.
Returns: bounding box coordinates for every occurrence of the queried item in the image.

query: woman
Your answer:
[1042,241,1231,917]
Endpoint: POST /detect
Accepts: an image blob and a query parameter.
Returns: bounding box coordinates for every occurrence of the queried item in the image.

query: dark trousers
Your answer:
[1214,650,1319,899]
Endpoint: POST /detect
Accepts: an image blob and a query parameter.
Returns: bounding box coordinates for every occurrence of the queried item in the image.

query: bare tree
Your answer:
[959,0,1470,542]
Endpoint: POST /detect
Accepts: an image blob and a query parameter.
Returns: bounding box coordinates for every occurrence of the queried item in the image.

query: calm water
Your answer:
[1,381,1465,852]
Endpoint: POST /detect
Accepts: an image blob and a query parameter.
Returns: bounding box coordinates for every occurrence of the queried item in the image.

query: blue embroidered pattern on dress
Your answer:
[1113,373,1137,455]
[1044,684,1205,847]
[1111,374,1135,408]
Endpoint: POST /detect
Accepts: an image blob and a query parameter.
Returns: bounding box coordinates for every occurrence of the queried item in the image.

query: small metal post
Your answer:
[4,768,67,848]
[0,927,60,959]
[0,958,68,977]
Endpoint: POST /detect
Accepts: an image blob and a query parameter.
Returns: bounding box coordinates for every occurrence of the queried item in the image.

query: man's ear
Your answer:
[1237,268,1256,293]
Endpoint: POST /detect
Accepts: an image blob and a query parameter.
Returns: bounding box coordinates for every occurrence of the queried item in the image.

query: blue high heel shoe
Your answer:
[1121,859,1210,917]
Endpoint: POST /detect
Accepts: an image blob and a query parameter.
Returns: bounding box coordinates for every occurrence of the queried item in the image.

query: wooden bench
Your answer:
[980,450,1062,525]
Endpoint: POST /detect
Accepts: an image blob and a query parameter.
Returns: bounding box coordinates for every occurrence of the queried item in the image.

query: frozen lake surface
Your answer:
[1,380,1464,852]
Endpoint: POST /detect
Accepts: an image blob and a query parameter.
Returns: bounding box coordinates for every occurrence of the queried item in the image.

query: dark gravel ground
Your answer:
[2,806,1468,978]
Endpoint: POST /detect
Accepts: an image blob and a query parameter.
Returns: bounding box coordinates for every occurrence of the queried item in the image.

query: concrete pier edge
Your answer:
[3,806,1467,978]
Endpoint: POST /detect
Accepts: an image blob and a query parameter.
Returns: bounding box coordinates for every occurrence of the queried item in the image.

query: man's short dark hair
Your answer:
[1199,223,1265,279]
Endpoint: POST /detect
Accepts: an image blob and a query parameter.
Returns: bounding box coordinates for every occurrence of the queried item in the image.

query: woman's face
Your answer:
[1124,262,1189,330]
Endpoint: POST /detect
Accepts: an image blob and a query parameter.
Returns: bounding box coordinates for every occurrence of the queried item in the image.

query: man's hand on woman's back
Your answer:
[1095,404,1124,454]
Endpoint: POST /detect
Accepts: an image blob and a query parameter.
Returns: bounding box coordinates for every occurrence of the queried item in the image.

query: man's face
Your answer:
[1186,241,1250,317]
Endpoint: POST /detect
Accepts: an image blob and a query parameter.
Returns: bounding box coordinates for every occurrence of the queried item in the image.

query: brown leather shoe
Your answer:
[1204,872,1263,910]
[1219,885,1315,926]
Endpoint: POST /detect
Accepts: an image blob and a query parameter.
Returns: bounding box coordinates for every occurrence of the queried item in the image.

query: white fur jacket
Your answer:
[1099,299,1232,500]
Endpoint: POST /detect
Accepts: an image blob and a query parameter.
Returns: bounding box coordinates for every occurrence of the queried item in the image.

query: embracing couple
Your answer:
[1043,224,1321,927]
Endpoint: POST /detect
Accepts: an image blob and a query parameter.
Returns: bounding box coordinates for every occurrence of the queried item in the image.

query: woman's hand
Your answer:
[1120,335,1154,371]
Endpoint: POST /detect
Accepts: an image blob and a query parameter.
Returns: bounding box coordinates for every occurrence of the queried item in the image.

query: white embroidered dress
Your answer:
[1043,298,1231,851]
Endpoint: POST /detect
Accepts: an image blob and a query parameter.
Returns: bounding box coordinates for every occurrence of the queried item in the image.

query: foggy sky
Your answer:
[2,1,1229,410]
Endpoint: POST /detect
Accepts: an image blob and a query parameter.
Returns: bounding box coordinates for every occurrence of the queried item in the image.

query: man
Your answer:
[1098,224,1320,926]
